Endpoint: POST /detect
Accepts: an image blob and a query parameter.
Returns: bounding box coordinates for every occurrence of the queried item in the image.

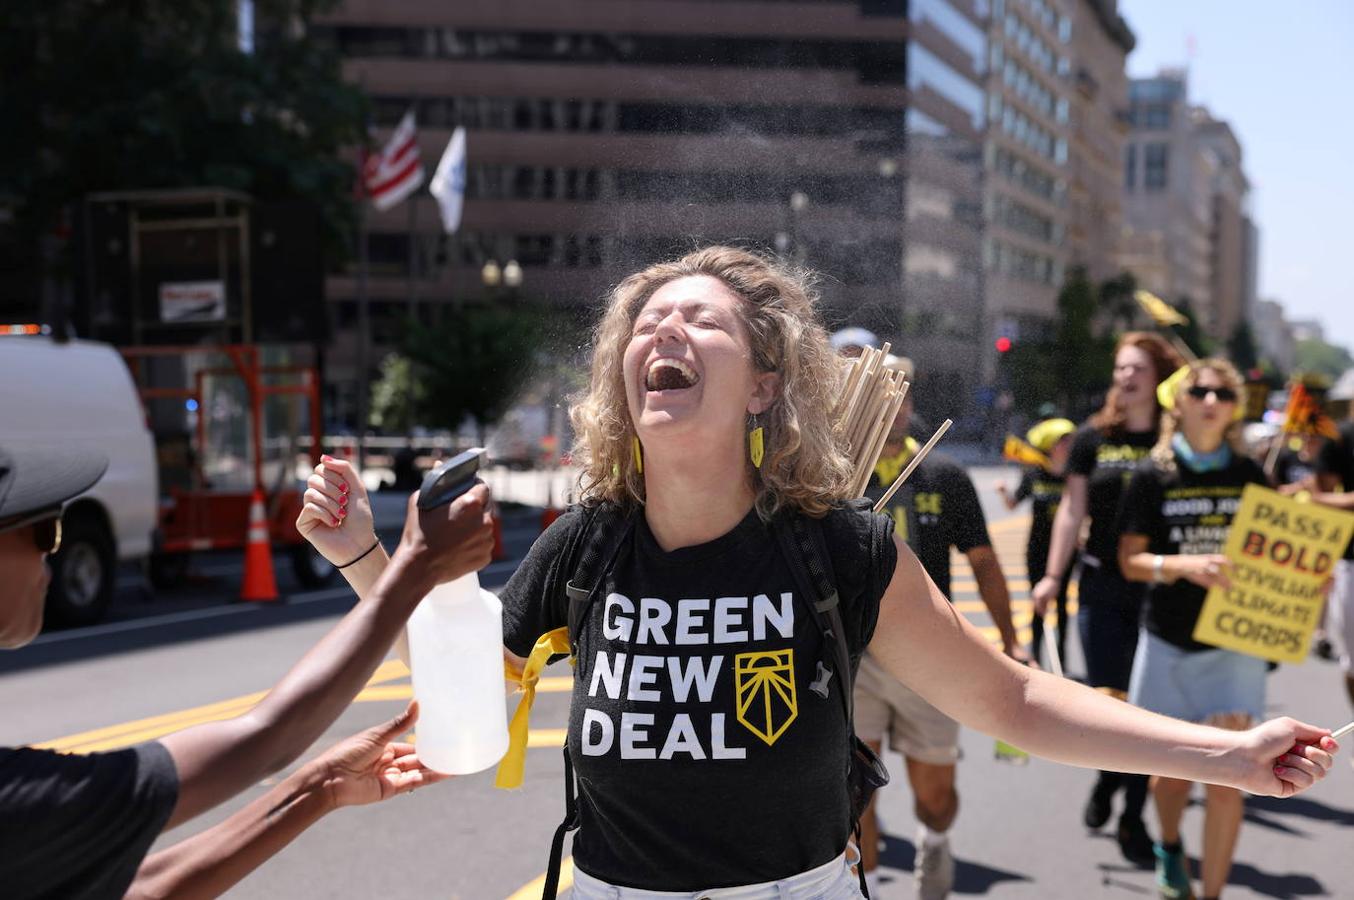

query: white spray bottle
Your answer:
[405,448,508,775]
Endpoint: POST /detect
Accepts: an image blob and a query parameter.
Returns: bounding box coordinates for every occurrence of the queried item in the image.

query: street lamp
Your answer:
[776,192,809,264]
[481,258,523,298]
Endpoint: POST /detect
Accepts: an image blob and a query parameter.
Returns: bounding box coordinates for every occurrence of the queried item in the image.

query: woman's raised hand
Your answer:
[296,455,378,567]
[1227,717,1337,798]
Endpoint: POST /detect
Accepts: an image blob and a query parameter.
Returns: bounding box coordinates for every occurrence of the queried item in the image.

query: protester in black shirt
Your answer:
[1031,332,1185,864]
[1307,419,1354,715]
[1118,358,1270,900]
[0,446,493,899]
[857,354,1027,898]
[998,417,1077,666]
[402,248,1331,897]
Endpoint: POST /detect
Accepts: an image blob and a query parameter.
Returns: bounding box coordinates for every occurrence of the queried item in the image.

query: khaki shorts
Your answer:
[852,652,960,766]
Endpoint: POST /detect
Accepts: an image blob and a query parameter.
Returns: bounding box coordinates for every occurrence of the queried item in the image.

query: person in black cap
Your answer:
[0,444,495,899]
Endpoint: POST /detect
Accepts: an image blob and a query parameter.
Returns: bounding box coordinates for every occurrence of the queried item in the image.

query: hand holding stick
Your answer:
[872,419,953,513]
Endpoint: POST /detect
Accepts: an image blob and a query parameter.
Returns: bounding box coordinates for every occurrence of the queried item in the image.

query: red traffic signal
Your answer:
[994,336,1013,353]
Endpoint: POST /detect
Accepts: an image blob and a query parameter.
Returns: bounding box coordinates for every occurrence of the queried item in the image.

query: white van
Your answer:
[0,337,158,626]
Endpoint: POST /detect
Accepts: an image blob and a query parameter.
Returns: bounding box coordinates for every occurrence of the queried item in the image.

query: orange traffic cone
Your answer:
[241,489,279,602]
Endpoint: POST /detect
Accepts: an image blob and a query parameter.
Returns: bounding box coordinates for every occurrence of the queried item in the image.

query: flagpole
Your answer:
[356,157,371,473]
[407,196,418,319]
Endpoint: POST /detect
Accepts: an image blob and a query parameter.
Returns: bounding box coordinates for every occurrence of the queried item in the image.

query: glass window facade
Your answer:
[911,0,986,72]
[910,44,985,130]
[1145,142,1169,190]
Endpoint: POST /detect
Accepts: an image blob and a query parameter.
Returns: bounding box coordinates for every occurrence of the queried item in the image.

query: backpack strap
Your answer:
[771,511,855,728]
[772,503,883,900]
[541,502,635,900]
[564,503,636,659]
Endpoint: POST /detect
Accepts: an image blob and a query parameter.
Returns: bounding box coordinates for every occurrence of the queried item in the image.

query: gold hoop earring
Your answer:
[749,414,765,469]
[632,435,644,474]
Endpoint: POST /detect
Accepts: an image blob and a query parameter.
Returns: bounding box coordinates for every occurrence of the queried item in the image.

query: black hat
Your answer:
[0,445,108,525]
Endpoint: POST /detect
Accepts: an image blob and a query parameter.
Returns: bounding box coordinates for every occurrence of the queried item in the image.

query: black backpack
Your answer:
[539,501,889,899]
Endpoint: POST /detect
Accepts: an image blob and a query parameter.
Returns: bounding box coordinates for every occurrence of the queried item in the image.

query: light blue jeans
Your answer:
[570,847,865,900]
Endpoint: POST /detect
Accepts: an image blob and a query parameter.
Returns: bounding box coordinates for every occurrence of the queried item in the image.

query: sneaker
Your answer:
[1117,816,1155,867]
[1082,783,1114,829]
[1153,842,1194,900]
[914,829,955,900]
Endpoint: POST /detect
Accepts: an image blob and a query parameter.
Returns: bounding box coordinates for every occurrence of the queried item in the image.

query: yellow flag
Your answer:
[1134,289,1190,328]
[1003,435,1049,469]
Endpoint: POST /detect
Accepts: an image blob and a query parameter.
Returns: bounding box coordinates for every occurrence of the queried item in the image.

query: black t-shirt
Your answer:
[0,741,179,899]
[1118,454,1267,652]
[501,503,897,890]
[1014,468,1066,580]
[1068,425,1158,575]
[865,447,990,596]
[1315,422,1354,560]
[1272,446,1317,488]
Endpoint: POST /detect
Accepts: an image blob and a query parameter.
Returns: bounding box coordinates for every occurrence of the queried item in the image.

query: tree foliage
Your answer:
[1169,296,1214,358]
[395,305,561,440]
[1006,266,1114,417]
[1294,339,1354,381]
[1227,320,1259,373]
[0,0,366,276]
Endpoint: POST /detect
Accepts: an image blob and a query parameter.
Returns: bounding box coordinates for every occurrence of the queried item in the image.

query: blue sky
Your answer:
[1120,0,1354,349]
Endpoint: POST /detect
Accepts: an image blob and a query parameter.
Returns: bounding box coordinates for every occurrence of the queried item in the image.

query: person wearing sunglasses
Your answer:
[0,445,496,899]
[1115,359,1269,900]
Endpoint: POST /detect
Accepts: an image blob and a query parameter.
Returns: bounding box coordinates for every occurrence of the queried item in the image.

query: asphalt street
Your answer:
[2,467,1352,898]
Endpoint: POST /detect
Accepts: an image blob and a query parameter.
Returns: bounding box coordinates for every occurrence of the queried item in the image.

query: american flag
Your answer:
[362,110,425,212]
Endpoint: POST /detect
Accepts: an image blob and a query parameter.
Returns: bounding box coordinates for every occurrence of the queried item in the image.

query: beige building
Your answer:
[1252,298,1296,374]
[982,0,1072,349]
[314,0,1001,423]
[1121,69,1252,342]
[1063,0,1133,284]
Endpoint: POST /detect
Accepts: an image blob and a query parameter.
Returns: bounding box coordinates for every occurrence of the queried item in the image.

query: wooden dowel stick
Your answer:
[873,419,953,513]
[835,356,867,423]
[1044,622,1064,678]
[854,385,907,497]
[1263,430,1287,479]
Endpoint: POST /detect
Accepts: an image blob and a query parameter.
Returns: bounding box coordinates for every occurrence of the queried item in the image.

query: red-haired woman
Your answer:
[1031,332,1185,864]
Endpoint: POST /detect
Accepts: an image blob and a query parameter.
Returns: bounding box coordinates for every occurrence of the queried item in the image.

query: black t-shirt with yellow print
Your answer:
[500,503,897,890]
[865,440,991,597]
[1014,467,1066,581]
[1067,425,1157,576]
[1117,454,1267,651]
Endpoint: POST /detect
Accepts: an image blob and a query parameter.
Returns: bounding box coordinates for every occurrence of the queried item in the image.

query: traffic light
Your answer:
[994,336,1013,353]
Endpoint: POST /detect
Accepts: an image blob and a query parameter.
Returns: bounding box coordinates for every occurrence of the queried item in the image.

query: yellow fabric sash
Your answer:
[495,626,572,789]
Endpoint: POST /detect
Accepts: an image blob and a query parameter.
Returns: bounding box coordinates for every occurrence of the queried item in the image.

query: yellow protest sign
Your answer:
[1193,484,1354,663]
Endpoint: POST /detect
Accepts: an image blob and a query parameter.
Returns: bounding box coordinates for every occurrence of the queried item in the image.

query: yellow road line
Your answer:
[505,857,574,900]
[38,658,412,754]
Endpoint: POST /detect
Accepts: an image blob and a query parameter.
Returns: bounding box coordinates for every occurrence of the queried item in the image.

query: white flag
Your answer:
[363,110,424,212]
[429,126,467,234]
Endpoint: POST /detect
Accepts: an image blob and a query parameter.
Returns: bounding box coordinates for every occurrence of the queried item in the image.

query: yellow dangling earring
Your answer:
[749,414,765,469]
[632,435,644,474]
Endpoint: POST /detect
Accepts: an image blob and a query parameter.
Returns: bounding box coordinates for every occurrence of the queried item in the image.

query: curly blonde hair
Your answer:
[570,246,853,519]
[1150,358,1248,473]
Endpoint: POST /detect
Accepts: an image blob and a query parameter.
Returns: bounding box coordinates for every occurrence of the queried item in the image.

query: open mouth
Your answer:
[646,358,700,392]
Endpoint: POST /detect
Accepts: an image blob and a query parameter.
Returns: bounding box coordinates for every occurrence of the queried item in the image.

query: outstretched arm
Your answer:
[869,534,1337,796]
[1031,474,1086,612]
[156,486,493,831]
[129,703,445,899]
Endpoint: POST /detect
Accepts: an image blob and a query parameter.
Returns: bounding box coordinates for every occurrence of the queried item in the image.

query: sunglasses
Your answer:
[0,508,63,554]
[1186,385,1238,404]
